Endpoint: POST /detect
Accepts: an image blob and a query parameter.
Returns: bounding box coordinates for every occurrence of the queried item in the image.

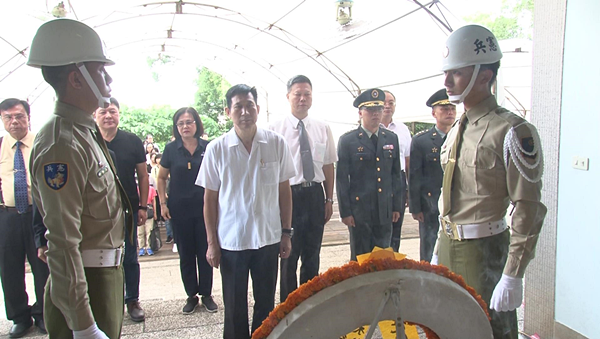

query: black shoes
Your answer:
[127,300,146,322]
[9,318,33,338]
[166,236,174,244]
[183,296,199,314]
[34,318,47,334]
[201,295,218,313]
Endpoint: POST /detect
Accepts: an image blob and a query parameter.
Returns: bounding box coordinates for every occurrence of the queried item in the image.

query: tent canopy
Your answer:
[1,1,529,136]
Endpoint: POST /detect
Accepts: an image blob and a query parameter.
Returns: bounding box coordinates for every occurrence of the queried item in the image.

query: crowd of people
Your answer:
[0,17,546,339]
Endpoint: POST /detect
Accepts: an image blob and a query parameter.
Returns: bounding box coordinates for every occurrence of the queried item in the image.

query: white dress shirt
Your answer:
[195,128,296,251]
[381,121,411,172]
[269,115,337,185]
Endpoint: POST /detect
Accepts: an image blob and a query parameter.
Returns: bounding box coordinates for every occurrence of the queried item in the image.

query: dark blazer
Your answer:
[408,127,445,215]
[336,126,402,225]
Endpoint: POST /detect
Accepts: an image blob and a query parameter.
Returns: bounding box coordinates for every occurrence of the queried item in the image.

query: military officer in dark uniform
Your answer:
[408,89,456,262]
[336,89,402,261]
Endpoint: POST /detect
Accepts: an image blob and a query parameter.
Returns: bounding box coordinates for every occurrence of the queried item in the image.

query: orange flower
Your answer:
[251,256,490,339]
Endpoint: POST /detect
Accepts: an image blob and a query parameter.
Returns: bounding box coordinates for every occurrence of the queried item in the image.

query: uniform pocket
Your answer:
[85,171,113,220]
[259,162,279,185]
[462,147,498,195]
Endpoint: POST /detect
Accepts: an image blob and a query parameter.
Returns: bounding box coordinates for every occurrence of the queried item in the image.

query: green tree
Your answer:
[119,104,175,150]
[194,67,232,137]
[464,0,532,39]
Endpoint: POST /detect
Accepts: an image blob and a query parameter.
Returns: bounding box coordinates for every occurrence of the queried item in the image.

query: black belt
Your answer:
[1,205,33,214]
[291,181,321,189]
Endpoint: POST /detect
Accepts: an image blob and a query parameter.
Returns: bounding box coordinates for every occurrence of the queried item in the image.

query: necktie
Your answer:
[13,141,29,213]
[371,133,378,148]
[92,125,134,243]
[298,120,315,182]
[441,114,467,217]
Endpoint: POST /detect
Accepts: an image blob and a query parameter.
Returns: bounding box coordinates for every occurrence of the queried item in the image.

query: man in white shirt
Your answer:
[380,90,411,251]
[196,84,295,339]
[269,75,337,302]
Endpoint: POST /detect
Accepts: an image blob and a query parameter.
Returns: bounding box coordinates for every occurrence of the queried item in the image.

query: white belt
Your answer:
[81,248,123,268]
[440,218,508,240]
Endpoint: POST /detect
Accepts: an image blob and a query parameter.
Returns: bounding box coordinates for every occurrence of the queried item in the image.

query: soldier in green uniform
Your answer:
[336,89,402,261]
[408,89,456,262]
[433,25,546,339]
[27,19,133,339]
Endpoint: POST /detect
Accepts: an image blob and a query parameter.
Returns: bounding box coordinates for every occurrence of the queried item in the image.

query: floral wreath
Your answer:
[252,257,490,339]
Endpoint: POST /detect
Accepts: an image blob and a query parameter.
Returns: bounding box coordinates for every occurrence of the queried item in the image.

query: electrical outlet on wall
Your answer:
[572,156,589,171]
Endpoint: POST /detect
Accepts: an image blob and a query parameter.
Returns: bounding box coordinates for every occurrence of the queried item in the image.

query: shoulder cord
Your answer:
[503,123,544,183]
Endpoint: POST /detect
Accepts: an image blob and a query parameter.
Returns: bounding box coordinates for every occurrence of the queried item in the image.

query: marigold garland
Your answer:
[252,258,490,339]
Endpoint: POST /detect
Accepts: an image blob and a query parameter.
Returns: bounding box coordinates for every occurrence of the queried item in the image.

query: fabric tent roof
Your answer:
[0,0,530,136]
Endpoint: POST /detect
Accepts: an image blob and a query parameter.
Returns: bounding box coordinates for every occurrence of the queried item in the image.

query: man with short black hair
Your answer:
[94,96,149,323]
[197,84,295,339]
[380,90,411,252]
[0,98,49,338]
[269,75,337,302]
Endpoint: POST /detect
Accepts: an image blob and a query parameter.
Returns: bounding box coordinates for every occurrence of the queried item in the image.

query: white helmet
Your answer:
[27,18,113,68]
[441,25,503,104]
[28,19,113,108]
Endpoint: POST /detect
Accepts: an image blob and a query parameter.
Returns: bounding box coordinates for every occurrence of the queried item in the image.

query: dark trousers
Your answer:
[390,171,407,252]
[45,266,124,338]
[280,183,325,302]
[172,215,213,297]
[419,211,440,262]
[220,243,279,339]
[123,206,140,303]
[0,208,49,324]
[439,230,518,339]
[348,221,392,261]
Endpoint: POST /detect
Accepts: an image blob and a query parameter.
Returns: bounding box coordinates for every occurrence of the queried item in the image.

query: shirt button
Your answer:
[360,157,363,161]
[428,192,431,196]
[376,157,380,161]
[355,197,360,201]
[377,168,380,172]
[434,158,437,162]
[378,178,381,182]
[378,188,382,193]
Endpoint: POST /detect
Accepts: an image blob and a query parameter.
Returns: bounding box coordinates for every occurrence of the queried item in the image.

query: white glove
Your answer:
[490,274,523,312]
[430,254,439,265]
[73,323,109,339]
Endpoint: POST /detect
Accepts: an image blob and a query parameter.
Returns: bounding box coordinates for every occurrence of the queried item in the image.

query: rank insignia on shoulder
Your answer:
[521,137,536,159]
[44,163,68,190]
[383,144,394,150]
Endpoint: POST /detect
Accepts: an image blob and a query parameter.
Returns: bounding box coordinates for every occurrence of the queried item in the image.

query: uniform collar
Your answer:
[226,127,267,147]
[4,131,34,149]
[53,101,96,130]
[288,114,310,129]
[465,95,498,125]
[361,126,379,138]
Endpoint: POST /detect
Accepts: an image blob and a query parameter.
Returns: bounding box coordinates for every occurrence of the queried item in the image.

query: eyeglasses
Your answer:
[176,120,196,127]
[2,114,27,122]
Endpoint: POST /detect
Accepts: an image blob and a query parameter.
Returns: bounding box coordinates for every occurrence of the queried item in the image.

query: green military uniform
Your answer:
[30,102,127,338]
[437,96,546,338]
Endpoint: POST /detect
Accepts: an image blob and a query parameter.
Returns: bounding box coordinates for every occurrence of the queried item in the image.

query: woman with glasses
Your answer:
[157,107,217,314]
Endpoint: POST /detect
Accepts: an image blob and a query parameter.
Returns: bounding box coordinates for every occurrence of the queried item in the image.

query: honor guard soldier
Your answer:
[408,89,456,262]
[336,89,402,261]
[27,19,133,339]
[433,25,546,339]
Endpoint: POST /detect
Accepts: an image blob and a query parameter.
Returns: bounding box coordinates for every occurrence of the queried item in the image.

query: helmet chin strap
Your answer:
[448,64,480,105]
[76,62,111,109]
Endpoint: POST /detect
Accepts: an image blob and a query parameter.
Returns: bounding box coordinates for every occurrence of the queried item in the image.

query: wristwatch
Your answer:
[282,228,294,238]
[325,198,334,204]
[138,206,148,211]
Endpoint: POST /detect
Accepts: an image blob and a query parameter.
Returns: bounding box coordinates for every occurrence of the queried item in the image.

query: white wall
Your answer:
[555,0,600,337]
